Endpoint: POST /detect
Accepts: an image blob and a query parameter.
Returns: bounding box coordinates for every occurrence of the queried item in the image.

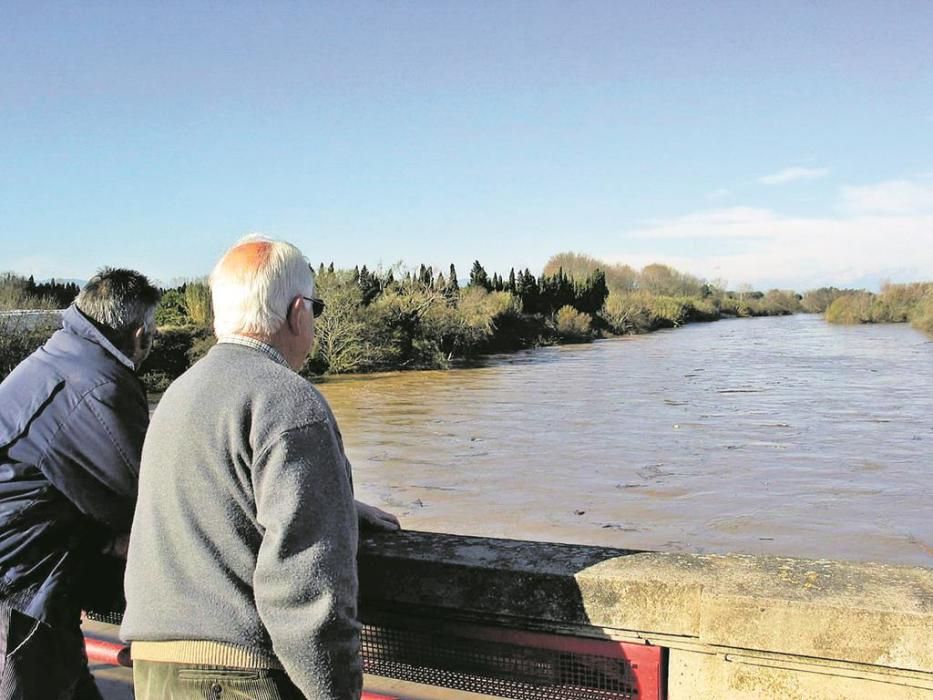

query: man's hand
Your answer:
[356,500,400,532]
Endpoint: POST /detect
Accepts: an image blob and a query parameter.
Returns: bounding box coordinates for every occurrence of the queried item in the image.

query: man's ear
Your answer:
[130,326,145,355]
[130,325,153,369]
[286,296,304,334]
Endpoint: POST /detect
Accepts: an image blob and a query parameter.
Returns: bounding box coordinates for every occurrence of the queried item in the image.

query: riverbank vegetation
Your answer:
[0,273,75,376]
[0,314,60,377]
[135,255,808,390]
[824,282,933,334]
[1,257,826,392]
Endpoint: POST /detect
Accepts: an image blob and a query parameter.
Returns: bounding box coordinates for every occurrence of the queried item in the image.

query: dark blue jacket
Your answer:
[0,305,147,628]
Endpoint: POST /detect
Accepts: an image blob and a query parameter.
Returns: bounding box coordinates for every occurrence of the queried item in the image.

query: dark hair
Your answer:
[76,268,161,348]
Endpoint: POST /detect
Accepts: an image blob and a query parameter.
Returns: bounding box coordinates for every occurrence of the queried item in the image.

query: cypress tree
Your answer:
[418,264,433,287]
[358,265,381,305]
[520,268,539,313]
[469,261,491,290]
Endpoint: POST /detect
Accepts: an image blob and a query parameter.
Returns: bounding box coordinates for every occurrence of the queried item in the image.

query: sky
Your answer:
[1,1,932,291]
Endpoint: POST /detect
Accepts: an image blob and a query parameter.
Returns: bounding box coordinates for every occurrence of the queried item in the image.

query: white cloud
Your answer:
[610,178,933,290]
[635,207,780,240]
[840,179,933,214]
[758,166,830,185]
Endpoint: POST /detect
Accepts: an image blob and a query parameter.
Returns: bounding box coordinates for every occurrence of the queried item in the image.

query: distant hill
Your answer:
[37,278,87,287]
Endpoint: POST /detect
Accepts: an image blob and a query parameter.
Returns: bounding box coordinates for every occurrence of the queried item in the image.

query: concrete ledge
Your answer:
[359,530,933,698]
[694,555,932,671]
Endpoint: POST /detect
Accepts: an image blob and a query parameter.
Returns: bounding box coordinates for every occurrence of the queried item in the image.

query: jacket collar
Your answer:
[61,304,136,371]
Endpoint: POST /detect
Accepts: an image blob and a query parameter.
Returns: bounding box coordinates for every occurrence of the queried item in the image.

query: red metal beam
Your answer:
[359,615,666,700]
[84,637,132,667]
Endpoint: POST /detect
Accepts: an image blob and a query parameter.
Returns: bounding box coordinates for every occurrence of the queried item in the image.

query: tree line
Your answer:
[0,272,80,311]
[10,255,912,394]
[341,260,610,316]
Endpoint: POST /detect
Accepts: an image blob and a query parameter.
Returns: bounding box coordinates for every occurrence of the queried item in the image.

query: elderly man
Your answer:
[0,268,160,699]
[123,235,397,700]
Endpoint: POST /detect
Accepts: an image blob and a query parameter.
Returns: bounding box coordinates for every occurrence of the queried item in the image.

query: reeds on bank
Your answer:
[825,282,933,334]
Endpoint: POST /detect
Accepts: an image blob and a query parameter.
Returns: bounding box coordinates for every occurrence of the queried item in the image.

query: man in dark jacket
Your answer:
[0,268,160,699]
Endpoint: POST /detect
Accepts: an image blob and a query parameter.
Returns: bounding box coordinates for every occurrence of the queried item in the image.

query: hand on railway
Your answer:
[356,500,401,532]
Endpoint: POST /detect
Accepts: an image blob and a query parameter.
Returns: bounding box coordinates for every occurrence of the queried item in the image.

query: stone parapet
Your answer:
[359,530,933,699]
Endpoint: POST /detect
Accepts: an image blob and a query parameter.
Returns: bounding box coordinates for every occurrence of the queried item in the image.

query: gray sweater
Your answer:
[122,343,361,699]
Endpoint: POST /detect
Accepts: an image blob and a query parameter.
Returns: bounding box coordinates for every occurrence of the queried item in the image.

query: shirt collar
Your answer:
[217,334,290,368]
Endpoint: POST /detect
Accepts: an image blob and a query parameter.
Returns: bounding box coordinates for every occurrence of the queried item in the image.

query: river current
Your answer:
[317,314,932,567]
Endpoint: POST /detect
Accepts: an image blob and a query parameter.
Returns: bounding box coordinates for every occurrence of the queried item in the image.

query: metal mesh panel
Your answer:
[84,610,124,626]
[82,610,657,699]
[360,623,641,700]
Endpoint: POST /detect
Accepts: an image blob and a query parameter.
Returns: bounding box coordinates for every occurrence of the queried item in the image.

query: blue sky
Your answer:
[2,1,932,291]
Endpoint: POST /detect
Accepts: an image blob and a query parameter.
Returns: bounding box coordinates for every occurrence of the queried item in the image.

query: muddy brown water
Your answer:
[313,314,932,567]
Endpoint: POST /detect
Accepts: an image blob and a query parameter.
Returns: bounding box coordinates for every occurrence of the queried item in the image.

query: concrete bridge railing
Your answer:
[358,530,933,699]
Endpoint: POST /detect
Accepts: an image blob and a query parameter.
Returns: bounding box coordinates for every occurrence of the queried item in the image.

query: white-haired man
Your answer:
[122,236,397,699]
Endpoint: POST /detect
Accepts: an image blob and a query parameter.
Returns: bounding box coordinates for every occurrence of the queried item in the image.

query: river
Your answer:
[316,314,933,567]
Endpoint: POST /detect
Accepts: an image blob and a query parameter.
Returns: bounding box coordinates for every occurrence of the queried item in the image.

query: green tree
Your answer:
[370,279,448,368]
[469,261,491,290]
[543,252,639,293]
[574,269,608,314]
[428,287,522,358]
[517,268,539,313]
[357,265,383,305]
[600,291,653,334]
[554,305,593,342]
[638,263,702,297]
[183,280,213,328]
[825,292,876,324]
[801,287,850,313]
[309,270,376,374]
[154,288,188,326]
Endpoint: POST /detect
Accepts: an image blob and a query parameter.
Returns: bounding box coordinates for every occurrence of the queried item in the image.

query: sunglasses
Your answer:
[302,296,326,318]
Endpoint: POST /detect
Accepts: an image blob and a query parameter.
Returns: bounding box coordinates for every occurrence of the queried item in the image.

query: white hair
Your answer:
[210,234,314,338]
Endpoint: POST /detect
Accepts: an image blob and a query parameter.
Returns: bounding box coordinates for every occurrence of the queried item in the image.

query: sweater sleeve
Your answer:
[251,422,362,700]
[37,380,146,532]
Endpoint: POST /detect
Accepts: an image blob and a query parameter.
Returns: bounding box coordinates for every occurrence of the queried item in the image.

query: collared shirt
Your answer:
[217,334,290,369]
